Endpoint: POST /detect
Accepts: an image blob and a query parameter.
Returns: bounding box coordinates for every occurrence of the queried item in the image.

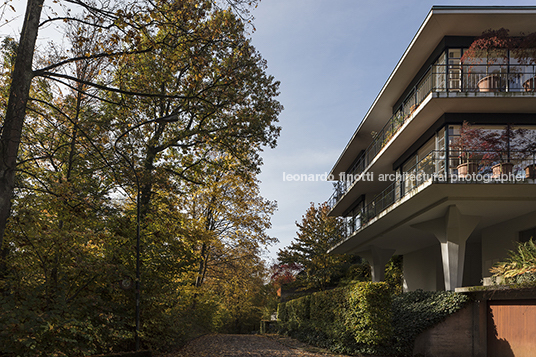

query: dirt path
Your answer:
[165,334,351,357]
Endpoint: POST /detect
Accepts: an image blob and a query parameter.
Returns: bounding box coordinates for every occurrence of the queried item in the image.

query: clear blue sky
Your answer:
[249,0,536,260]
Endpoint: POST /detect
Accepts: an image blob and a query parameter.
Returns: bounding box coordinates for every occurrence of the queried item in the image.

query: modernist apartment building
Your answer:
[328,6,536,291]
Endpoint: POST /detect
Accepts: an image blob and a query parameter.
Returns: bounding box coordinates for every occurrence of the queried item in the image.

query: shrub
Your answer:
[277,282,392,354]
[347,282,392,345]
[309,287,352,348]
[276,294,311,331]
[391,290,470,356]
[0,289,133,357]
[385,255,404,294]
[491,238,536,283]
[277,285,469,357]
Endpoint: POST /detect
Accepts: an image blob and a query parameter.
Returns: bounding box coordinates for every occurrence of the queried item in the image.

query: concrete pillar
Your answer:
[412,205,480,291]
[361,246,396,282]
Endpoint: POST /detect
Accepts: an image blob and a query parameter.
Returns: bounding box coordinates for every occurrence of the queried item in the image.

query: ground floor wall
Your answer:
[413,303,476,357]
[403,244,444,292]
[413,289,536,357]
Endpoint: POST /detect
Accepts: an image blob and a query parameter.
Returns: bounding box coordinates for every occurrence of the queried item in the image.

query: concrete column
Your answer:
[412,205,480,291]
[361,246,396,282]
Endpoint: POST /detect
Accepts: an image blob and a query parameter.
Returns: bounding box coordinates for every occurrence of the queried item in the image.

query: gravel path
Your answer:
[166,334,351,357]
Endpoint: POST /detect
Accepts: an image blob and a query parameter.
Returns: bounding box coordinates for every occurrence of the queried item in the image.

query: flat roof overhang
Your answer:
[330,6,536,178]
[329,92,536,216]
[330,182,536,256]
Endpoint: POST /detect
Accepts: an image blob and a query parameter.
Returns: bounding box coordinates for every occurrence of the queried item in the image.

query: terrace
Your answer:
[333,148,536,238]
[328,62,536,212]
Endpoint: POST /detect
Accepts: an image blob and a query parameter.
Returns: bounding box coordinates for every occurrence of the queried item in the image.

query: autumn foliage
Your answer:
[461,27,536,64]
[0,0,281,355]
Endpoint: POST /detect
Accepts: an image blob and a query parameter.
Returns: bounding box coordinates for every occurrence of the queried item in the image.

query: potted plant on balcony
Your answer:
[461,28,536,92]
[526,161,536,179]
[454,122,520,178]
[515,32,536,91]
[454,122,481,176]
[461,28,512,92]
[482,126,515,178]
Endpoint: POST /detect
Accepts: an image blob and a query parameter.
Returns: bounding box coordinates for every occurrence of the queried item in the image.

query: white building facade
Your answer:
[328,6,536,291]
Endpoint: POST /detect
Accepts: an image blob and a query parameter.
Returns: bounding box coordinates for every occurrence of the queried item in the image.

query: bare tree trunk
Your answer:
[0,0,44,253]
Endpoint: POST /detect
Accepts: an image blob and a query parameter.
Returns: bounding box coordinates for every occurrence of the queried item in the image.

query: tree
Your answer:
[183,163,276,289]
[0,0,282,353]
[0,0,277,259]
[0,0,44,252]
[151,159,277,333]
[201,240,271,333]
[107,4,282,224]
[269,262,302,288]
[278,202,349,289]
[0,26,129,353]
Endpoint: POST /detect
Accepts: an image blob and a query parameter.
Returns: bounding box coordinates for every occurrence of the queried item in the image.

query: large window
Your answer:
[434,48,536,92]
[448,49,463,91]
[346,200,364,235]
[400,131,445,194]
[399,123,536,182]
[448,123,536,176]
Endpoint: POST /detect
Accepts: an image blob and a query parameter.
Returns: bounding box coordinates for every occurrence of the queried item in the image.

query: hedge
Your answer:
[347,282,392,345]
[277,284,469,356]
[277,282,392,354]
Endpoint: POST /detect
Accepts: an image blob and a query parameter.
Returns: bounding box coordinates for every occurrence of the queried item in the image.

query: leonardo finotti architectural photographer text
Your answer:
[282,172,525,183]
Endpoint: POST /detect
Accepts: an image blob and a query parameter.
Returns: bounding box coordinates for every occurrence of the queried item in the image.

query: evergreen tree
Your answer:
[278,202,349,289]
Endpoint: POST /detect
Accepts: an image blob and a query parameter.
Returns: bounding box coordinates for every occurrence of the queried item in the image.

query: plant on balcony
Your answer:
[455,122,531,178]
[479,125,515,177]
[462,28,515,63]
[453,122,482,176]
[461,28,536,91]
[461,28,512,92]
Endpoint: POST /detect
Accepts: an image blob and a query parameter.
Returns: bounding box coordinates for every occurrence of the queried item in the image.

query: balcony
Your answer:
[329,63,536,211]
[333,149,536,238]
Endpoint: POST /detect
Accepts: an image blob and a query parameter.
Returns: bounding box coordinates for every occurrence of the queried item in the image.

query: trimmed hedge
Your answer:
[277,282,392,354]
[347,282,392,345]
[277,284,469,356]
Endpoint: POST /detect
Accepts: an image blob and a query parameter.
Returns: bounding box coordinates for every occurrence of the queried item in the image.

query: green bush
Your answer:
[385,255,404,294]
[277,294,311,331]
[347,282,392,345]
[277,285,469,357]
[0,290,132,357]
[276,302,288,324]
[491,238,536,282]
[277,282,392,354]
[309,287,352,348]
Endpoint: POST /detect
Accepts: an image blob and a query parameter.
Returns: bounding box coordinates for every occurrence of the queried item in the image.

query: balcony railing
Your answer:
[336,150,536,238]
[331,64,536,210]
